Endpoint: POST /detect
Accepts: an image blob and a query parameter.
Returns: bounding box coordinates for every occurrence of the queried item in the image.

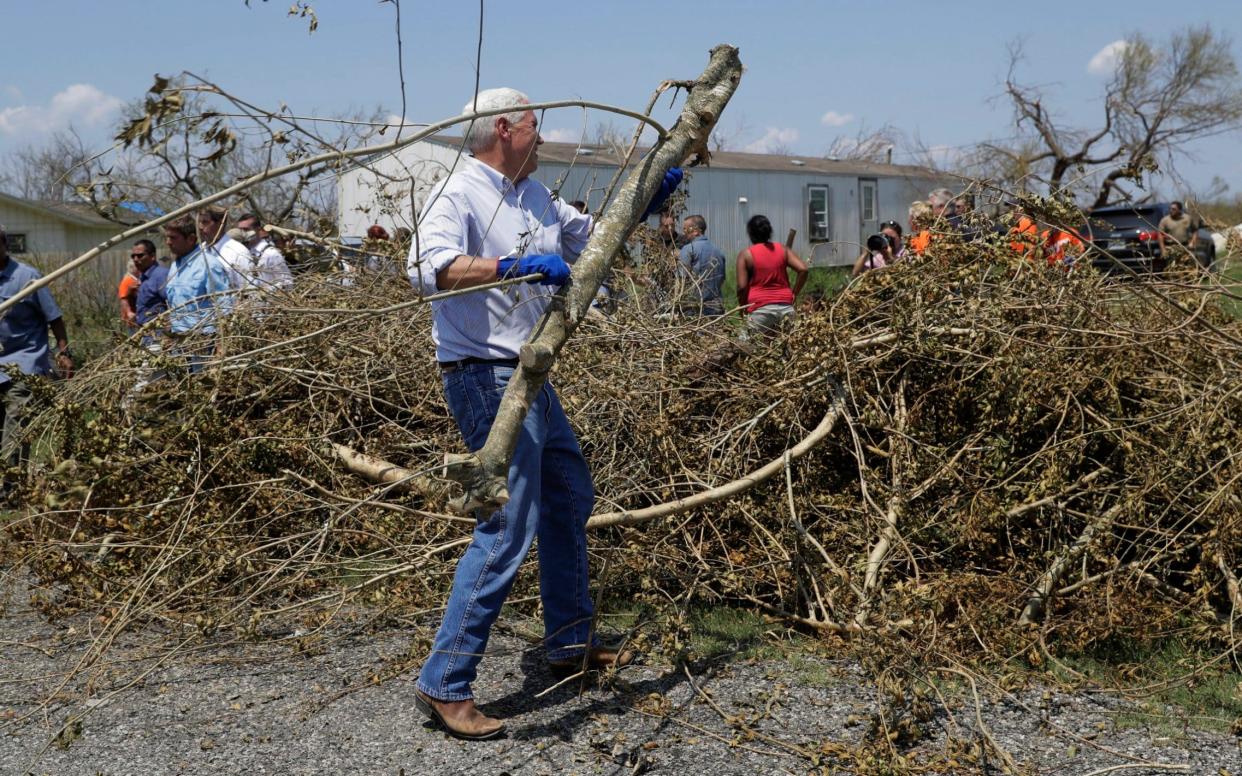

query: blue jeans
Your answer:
[417,363,596,701]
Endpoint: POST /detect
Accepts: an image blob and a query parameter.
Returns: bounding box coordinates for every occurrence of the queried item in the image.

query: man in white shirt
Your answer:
[195,207,250,291]
[237,214,294,291]
[407,87,630,741]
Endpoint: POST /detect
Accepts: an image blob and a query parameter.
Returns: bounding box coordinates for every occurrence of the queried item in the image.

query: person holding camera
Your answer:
[852,232,896,277]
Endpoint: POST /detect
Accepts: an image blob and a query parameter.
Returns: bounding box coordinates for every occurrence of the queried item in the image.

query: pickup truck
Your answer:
[1083,204,1216,272]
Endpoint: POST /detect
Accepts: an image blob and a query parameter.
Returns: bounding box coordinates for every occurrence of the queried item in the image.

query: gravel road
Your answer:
[0,582,1238,775]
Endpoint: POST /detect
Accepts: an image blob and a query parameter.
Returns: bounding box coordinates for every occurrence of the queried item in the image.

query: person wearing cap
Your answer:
[0,224,72,489]
[407,86,680,740]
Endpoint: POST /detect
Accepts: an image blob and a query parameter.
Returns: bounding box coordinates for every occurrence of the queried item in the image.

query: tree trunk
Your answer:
[441,45,744,513]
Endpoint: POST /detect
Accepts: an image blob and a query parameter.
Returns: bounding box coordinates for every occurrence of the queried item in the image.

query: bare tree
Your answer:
[26,74,384,229]
[988,26,1242,207]
[0,129,94,202]
[824,123,903,163]
[709,113,751,152]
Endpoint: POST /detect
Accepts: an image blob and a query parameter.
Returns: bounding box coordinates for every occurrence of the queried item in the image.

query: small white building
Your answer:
[337,136,954,266]
[0,192,135,258]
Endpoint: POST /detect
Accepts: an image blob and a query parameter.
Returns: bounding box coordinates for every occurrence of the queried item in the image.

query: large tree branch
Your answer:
[0,98,669,318]
[440,45,744,514]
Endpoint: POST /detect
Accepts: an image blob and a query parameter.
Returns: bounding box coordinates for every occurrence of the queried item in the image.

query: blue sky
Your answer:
[3,0,1241,199]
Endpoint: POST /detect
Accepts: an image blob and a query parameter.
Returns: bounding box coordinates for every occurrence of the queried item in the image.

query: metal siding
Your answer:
[338,140,472,238]
[337,142,955,266]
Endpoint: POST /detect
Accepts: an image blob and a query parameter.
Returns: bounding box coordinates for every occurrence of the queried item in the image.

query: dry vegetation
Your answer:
[2,217,1240,767]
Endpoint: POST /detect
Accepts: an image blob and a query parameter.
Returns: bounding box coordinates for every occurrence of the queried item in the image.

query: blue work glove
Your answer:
[641,167,683,220]
[496,254,571,286]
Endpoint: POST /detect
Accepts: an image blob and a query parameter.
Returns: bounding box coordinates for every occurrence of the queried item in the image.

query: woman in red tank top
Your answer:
[736,214,808,336]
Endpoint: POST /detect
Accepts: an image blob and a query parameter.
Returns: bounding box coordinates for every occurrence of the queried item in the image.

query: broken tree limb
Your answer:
[586,383,846,529]
[1216,552,1242,612]
[330,443,441,496]
[0,99,669,318]
[441,44,744,514]
[334,383,846,532]
[1018,501,1126,625]
[855,372,909,627]
[1004,464,1111,519]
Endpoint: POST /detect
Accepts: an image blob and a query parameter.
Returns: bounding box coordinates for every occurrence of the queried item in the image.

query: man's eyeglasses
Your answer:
[130,252,150,259]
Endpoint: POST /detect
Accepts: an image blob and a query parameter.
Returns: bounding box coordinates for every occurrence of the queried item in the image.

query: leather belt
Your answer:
[438,356,520,372]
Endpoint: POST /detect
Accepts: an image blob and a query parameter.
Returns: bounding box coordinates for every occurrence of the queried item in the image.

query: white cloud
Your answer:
[541,127,582,143]
[2,85,22,101]
[820,110,855,127]
[0,83,123,137]
[744,127,799,154]
[1087,40,1129,76]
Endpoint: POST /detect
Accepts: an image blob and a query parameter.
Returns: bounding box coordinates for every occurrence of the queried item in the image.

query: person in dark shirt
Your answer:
[133,241,169,336]
[658,210,688,251]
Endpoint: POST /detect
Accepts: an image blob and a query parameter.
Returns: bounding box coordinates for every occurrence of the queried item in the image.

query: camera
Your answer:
[866,233,888,253]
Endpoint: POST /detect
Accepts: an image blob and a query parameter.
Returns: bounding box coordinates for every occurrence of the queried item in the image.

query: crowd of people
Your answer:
[847,189,1207,279]
[115,208,295,343]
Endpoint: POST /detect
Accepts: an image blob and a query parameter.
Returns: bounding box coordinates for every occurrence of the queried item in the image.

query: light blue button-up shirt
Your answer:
[408,155,591,362]
[0,259,62,383]
[164,247,235,334]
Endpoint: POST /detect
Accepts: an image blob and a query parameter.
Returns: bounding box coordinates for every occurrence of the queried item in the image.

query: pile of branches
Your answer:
[6,231,1241,664]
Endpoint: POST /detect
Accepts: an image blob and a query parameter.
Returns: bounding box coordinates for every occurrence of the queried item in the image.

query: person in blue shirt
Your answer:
[132,240,169,332]
[162,215,234,338]
[677,214,727,316]
[159,215,234,372]
[408,86,681,741]
[0,224,72,480]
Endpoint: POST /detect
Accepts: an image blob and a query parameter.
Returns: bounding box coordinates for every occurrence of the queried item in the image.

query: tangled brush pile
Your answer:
[7,233,1241,664]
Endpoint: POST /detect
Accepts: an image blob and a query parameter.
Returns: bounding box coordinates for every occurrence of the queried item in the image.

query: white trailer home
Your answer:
[337,136,954,266]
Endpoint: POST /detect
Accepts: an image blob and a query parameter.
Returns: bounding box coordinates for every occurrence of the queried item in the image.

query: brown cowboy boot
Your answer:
[415,690,505,740]
[548,646,635,678]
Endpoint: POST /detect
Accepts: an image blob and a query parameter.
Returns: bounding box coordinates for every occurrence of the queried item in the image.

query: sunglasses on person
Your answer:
[880,221,901,230]
[130,252,151,259]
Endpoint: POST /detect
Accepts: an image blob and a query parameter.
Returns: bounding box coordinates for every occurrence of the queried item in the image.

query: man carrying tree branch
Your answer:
[407,87,679,739]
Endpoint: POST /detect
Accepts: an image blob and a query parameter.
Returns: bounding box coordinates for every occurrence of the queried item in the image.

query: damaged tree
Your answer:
[440,44,744,514]
[977,25,1242,205]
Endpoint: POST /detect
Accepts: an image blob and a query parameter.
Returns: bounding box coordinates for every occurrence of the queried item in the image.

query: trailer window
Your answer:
[4,233,27,253]
[808,185,829,241]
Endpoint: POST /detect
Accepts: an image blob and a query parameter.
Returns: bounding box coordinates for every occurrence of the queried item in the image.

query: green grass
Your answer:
[721,265,852,319]
[1057,637,1242,736]
[1217,256,1242,320]
[594,596,816,664]
[688,605,781,660]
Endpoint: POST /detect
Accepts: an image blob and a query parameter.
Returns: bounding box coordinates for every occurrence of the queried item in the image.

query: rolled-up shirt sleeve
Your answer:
[409,196,469,296]
[556,200,592,263]
[35,284,62,323]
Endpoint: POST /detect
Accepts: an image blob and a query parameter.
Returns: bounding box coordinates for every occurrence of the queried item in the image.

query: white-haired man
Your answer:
[927,188,956,220]
[408,87,678,739]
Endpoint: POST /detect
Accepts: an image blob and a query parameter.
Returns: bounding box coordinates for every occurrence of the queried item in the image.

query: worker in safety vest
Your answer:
[907,201,934,255]
[1045,227,1086,266]
[1007,205,1046,261]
